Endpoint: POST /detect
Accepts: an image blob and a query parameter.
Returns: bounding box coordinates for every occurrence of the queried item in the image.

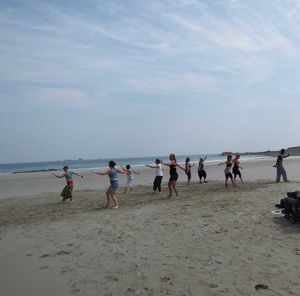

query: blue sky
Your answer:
[1,0,300,163]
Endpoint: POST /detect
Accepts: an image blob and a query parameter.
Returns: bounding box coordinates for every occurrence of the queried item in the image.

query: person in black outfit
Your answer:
[162,154,185,199]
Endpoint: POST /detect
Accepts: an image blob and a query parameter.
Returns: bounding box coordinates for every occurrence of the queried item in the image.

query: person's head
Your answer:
[108,160,116,168]
[280,149,285,155]
[236,154,240,159]
[155,159,161,164]
[169,154,176,161]
[126,164,131,170]
[200,157,204,162]
[63,166,68,172]
[227,154,233,161]
[186,157,190,163]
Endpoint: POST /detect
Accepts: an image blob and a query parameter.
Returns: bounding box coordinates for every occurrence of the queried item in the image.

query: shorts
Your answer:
[198,170,207,179]
[233,167,241,178]
[225,172,233,180]
[169,173,178,182]
[186,171,191,180]
[109,181,119,190]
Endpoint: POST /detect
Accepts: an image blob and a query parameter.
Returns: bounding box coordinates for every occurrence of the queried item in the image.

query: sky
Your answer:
[1,0,300,163]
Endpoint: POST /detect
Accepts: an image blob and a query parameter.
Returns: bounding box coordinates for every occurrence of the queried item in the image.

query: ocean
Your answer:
[0,154,266,174]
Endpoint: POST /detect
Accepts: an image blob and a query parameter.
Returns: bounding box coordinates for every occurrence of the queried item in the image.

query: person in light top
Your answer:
[146,159,163,194]
[121,164,140,194]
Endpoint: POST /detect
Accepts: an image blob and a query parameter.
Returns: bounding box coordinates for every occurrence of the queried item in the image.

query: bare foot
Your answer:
[166,194,172,198]
[112,206,119,209]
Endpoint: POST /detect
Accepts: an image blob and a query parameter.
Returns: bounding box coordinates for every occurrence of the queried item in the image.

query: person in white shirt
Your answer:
[146,159,163,194]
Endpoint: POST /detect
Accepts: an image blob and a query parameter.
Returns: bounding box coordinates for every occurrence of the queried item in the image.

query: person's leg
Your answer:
[225,175,228,187]
[276,167,281,182]
[230,176,235,186]
[110,189,119,208]
[153,177,158,193]
[167,180,172,197]
[203,171,207,183]
[69,185,73,202]
[157,176,162,193]
[187,172,191,185]
[171,181,179,198]
[106,189,112,207]
[239,172,244,184]
[282,167,288,182]
[198,171,202,183]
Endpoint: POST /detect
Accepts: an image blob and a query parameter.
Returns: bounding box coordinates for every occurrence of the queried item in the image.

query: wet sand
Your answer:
[0,158,300,295]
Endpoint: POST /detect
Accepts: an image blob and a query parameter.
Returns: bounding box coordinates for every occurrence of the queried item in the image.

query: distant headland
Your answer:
[219,146,300,157]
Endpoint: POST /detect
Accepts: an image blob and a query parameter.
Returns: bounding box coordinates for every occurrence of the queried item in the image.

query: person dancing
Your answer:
[53,166,83,202]
[162,154,185,199]
[146,159,163,194]
[92,161,126,209]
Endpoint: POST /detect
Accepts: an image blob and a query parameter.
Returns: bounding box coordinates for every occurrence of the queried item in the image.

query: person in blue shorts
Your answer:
[92,161,126,209]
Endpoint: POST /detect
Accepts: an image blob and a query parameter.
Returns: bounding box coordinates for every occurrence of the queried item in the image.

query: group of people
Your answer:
[53,149,290,209]
[53,153,244,209]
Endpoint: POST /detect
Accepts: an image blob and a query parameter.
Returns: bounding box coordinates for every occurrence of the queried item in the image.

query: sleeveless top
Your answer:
[108,168,118,183]
[170,164,178,177]
[224,161,232,174]
[65,170,73,185]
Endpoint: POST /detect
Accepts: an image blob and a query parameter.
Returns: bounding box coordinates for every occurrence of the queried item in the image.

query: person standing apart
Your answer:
[92,161,126,209]
[162,154,185,199]
[274,149,290,182]
[146,159,163,194]
[53,166,83,202]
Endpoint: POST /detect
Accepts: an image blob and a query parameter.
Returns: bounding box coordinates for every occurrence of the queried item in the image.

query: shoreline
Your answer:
[1,156,299,201]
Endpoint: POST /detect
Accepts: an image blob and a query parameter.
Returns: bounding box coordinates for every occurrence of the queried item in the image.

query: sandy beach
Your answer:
[1,158,300,295]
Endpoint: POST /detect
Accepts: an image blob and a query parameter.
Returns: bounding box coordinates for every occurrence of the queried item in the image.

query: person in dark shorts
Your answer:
[198,156,207,183]
[218,154,236,188]
[233,154,243,183]
[146,159,163,194]
[162,154,185,199]
[53,166,83,202]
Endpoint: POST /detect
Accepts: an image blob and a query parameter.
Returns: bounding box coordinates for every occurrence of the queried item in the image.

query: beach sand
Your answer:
[1,158,300,295]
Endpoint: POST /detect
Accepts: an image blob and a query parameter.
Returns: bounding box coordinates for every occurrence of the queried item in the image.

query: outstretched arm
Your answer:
[283,153,290,159]
[91,170,108,176]
[217,162,225,166]
[161,161,171,167]
[52,172,66,178]
[177,164,186,171]
[146,164,158,169]
[73,172,84,178]
[132,170,140,174]
[117,169,127,174]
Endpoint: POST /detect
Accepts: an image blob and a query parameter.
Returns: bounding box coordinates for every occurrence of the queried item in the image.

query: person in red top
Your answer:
[53,166,83,202]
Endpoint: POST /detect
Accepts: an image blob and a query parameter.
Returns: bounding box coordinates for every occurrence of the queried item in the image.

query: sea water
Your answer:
[0,154,267,174]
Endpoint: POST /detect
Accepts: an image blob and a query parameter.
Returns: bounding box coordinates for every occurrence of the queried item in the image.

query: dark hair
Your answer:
[155,159,161,164]
[186,157,190,163]
[63,166,69,170]
[109,160,116,168]
[169,154,176,162]
[126,164,130,170]
[280,149,285,154]
[227,154,232,161]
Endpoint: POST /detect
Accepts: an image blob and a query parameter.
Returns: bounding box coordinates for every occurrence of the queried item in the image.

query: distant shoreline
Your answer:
[219,145,300,157]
